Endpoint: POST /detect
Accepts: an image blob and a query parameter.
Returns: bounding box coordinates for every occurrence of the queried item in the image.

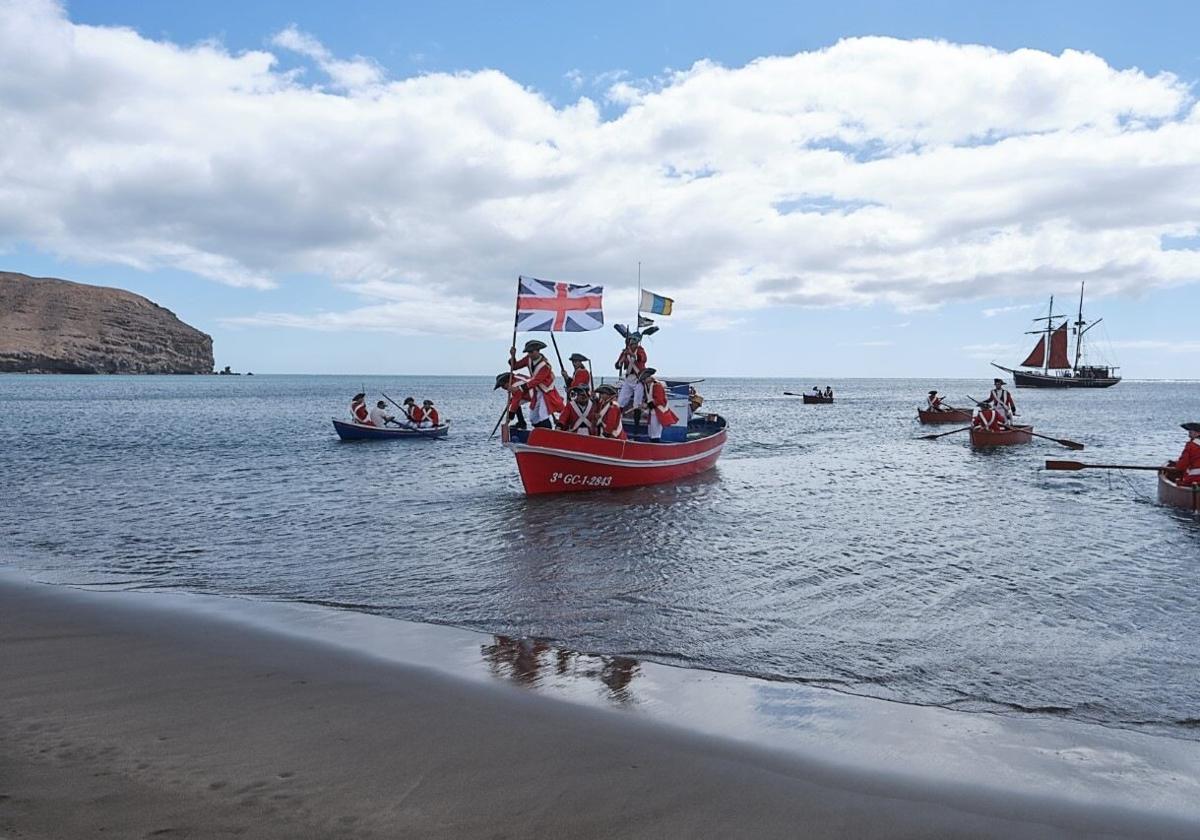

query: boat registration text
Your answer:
[549,472,614,487]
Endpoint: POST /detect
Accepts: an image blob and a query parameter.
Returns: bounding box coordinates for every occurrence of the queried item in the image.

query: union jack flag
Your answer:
[515,275,604,332]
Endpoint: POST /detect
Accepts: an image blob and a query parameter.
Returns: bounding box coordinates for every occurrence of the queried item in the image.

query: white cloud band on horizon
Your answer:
[2,0,1199,334]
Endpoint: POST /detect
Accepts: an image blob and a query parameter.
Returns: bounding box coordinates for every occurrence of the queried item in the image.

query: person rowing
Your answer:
[349,392,372,425]
[369,399,398,427]
[972,401,1009,432]
[420,399,441,428]
[1167,421,1200,486]
[926,390,949,412]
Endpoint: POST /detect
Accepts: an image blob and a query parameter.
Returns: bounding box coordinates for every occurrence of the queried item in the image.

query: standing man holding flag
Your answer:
[498,275,605,432]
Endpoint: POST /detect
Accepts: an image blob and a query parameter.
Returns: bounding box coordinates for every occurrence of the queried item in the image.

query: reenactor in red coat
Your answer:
[986,378,1017,420]
[563,353,591,391]
[972,403,1008,431]
[1169,422,1200,486]
[421,400,441,427]
[556,386,595,435]
[402,397,425,427]
[494,372,530,430]
[510,339,566,428]
[638,368,679,442]
[349,392,372,425]
[593,384,627,440]
[615,334,648,409]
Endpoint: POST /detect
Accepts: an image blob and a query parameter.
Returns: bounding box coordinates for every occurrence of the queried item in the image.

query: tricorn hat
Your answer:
[637,367,657,381]
[569,385,589,396]
[403,397,415,405]
[1182,422,1200,433]
[523,339,547,353]
[993,377,1004,384]
[422,399,434,406]
[493,373,512,390]
[595,383,618,396]
[376,400,387,408]
[568,352,589,362]
[625,332,642,344]
[352,392,366,401]
[928,390,938,395]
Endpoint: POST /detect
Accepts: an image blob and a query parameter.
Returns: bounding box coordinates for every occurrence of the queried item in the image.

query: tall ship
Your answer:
[992,283,1120,389]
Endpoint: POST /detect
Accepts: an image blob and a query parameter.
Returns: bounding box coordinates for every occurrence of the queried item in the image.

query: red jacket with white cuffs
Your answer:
[1175,439,1200,486]
[595,401,627,439]
[512,355,566,413]
[645,379,679,426]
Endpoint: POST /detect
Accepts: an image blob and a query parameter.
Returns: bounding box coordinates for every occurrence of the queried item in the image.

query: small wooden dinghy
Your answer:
[1158,469,1199,512]
[917,408,972,424]
[802,394,833,404]
[332,418,449,440]
[969,424,1033,447]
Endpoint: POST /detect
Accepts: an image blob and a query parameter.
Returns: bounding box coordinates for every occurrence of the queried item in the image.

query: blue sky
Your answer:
[5,0,1200,376]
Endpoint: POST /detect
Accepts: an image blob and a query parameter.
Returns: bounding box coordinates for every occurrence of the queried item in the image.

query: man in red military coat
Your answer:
[421,399,441,428]
[986,378,1017,421]
[556,386,595,435]
[563,352,591,391]
[972,403,1008,431]
[593,384,627,440]
[638,368,680,442]
[349,392,372,425]
[494,372,530,430]
[1169,422,1200,486]
[509,339,566,428]
[615,334,648,409]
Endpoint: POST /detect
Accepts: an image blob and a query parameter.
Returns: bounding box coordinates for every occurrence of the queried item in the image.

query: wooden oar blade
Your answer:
[1045,460,1086,471]
[1059,439,1085,451]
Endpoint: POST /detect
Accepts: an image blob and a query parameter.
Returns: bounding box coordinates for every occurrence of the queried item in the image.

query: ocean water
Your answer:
[2,374,1198,740]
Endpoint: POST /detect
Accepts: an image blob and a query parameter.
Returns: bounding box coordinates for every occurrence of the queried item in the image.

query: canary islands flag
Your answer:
[639,290,673,316]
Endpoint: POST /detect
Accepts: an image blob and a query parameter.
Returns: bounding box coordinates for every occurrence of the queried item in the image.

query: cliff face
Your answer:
[0,272,214,374]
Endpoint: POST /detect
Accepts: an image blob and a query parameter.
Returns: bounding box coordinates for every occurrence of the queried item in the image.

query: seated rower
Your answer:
[400,397,424,428]
[638,368,679,443]
[421,399,441,428]
[494,372,530,430]
[369,400,396,427]
[556,386,595,435]
[926,390,947,411]
[510,339,566,429]
[563,353,591,391]
[350,392,372,425]
[593,384,627,440]
[824,386,833,399]
[1168,422,1200,486]
[972,402,1008,431]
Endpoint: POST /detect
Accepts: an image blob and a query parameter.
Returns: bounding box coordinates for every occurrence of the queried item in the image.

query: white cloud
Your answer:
[2,0,1200,334]
[983,303,1037,318]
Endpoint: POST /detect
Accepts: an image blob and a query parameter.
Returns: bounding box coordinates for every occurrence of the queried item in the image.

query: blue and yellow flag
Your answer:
[639,289,673,316]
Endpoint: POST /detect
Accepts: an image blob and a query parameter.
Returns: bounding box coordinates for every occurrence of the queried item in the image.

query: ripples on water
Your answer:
[2,374,1199,739]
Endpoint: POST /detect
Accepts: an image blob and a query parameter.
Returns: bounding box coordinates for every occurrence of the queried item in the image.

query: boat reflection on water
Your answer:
[481,635,641,704]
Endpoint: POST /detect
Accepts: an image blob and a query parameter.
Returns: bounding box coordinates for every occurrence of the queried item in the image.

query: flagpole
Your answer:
[636,261,642,330]
[492,276,522,439]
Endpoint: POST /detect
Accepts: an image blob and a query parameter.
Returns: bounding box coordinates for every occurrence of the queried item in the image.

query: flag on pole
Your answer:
[639,289,673,316]
[515,275,604,332]
[638,315,655,329]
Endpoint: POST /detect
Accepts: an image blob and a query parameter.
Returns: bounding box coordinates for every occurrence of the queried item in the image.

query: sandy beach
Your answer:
[2,574,1196,839]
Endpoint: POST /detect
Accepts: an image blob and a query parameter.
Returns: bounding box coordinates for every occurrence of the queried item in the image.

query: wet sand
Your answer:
[1,575,1195,839]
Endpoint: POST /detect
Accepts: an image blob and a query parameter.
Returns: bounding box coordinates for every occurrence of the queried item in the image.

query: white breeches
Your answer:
[529,392,553,425]
[649,413,665,439]
[618,378,644,409]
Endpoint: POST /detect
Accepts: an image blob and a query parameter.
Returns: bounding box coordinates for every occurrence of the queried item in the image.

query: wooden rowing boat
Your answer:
[503,415,727,494]
[1158,469,1199,512]
[802,394,833,404]
[917,408,972,424]
[332,418,449,440]
[969,424,1033,447]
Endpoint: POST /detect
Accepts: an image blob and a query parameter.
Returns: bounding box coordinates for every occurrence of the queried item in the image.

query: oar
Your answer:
[549,333,571,389]
[783,391,806,396]
[919,426,972,440]
[381,391,442,440]
[1027,430,1085,451]
[1046,460,1171,472]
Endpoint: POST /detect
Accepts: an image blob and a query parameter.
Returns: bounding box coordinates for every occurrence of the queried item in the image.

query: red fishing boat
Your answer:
[969,425,1034,448]
[502,415,727,494]
[1158,469,1199,512]
[917,408,972,424]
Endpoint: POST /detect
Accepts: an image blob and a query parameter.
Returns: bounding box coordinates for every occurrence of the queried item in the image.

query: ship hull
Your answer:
[917,408,972,424]
[993,364,1120,389]
[969,425,1034,448]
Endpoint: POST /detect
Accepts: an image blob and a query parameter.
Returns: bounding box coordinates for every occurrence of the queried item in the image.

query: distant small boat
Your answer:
[1158,469,1199,512]
[802,394,834,404]
[992,282,1120,388]
[970,425,1033,448]
[917,408,972,424]
[332,418,449,441]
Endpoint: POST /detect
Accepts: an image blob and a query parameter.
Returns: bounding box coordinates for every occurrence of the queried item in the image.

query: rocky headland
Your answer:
[0,271,213,374]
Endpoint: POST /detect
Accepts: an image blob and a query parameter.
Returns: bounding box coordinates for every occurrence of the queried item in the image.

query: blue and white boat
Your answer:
[331,418,449,441]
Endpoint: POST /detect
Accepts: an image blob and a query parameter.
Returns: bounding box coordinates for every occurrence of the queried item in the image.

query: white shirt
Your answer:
[368,406,391,426]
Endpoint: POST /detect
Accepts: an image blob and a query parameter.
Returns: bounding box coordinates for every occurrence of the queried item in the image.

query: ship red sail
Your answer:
[1047,323,1071,369]
[1020,335,1046,368]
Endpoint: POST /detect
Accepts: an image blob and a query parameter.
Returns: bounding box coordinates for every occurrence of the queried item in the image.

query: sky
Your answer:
[2,0,1199,377]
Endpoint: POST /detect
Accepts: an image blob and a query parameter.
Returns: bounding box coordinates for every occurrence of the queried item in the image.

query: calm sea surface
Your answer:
[2,374,1198,740]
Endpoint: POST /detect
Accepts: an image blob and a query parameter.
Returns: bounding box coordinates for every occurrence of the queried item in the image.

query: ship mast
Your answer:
[1027,296,1061,374]
[1072,281,1103,374]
